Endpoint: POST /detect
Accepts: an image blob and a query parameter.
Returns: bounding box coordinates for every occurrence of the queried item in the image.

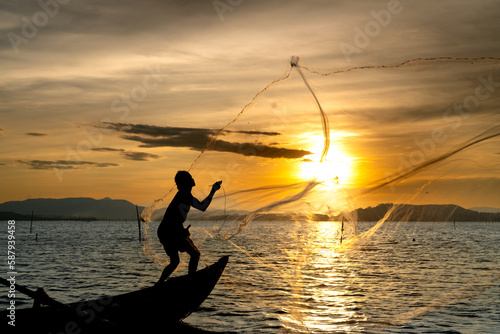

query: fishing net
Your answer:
[138,56,500,331]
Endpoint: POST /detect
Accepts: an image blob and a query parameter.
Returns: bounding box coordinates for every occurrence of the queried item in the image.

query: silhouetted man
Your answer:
[156,171,221,285]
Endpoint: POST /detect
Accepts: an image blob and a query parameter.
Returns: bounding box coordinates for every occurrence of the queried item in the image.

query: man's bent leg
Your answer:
[157,251,180,284]
[185,237,200,276]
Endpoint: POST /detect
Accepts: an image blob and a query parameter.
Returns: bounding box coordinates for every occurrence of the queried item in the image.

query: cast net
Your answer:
[137,56,499,332]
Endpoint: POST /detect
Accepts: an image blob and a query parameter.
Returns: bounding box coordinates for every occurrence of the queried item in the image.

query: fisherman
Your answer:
[156,171,221,285]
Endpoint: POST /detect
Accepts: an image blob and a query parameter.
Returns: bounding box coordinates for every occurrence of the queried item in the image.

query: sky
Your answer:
[1,0,499,210]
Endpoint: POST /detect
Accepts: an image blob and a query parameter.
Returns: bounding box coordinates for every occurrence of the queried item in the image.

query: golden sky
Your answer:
[1,0,499,209]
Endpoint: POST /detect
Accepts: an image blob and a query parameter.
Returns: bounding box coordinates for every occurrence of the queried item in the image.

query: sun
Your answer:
[299,142,352,184]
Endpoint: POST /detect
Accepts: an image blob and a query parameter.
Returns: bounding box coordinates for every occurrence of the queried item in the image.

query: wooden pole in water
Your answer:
[340,217,344,244]
[136,205,142,242]
[30,211,34,233]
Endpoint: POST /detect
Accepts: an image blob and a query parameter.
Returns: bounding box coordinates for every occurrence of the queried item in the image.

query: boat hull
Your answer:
[1,256,228,333]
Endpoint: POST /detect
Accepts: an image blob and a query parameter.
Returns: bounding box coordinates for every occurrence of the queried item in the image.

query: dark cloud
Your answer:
[102,122,215,139]
[92,147,125,152]
[26,132,48,137]
[121,151,163,161]
[101,122,280,138]
[100,122,311,159]
[92,146,163,161]
[94,162,119,168]
[120,134,206,149]
[230,130,282,136]
[18,160,119,170]
[204,138,311,159]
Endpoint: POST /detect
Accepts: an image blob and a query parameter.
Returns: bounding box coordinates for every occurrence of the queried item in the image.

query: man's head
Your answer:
[175,171,195,190]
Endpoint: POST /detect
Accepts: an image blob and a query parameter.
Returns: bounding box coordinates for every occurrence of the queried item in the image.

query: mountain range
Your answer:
[0,197,144,220]
[0,197,499,222]
[352,203,500,222]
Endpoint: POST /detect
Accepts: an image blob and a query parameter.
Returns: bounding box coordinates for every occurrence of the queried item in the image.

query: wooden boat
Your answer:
[1,256,228,333]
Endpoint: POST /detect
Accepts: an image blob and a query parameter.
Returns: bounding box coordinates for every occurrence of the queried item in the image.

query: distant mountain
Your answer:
[189,204,500,222]
[0,197,143,220]
[1,198,498,222]
[469,207,500,213]
[351,203,500,222]
[0,211,32,221]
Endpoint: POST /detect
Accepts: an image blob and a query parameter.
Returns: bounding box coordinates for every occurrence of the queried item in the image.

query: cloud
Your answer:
[92,146,163,161]
[26,132,48,136]
[101,122,280,138]
[92,147,125,152]
[121,151,163,161]
[102,122,216,139]
[18,160,119,170]
[100,122,311,159]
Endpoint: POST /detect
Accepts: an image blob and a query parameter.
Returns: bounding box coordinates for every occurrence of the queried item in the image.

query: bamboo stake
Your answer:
[340,217,344,244]
[136,205,142,242]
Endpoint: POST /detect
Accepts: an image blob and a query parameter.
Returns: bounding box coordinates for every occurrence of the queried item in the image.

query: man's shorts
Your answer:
[161,236,197,257]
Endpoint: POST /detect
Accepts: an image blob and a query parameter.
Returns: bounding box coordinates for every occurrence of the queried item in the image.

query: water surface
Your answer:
[1,220,498,333]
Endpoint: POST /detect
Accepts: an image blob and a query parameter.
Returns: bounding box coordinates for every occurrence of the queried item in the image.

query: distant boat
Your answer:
[1,256,228,333]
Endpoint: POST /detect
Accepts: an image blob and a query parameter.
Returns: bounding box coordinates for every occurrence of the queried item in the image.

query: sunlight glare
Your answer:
[300,141,352,184]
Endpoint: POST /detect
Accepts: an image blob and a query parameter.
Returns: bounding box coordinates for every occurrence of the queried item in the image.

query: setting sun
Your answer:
[299,141,352,184]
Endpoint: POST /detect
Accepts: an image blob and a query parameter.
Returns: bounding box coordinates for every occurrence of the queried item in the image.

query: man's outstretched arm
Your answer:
[192,181,222,211]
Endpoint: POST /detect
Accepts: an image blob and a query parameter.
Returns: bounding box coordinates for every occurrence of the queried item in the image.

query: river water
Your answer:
[1,220,499,333]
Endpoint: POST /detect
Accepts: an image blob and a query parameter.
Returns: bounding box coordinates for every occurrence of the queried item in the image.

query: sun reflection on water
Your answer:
[280,221,366,333]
